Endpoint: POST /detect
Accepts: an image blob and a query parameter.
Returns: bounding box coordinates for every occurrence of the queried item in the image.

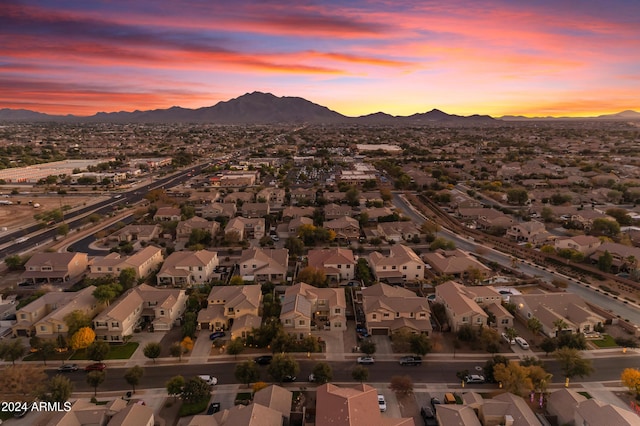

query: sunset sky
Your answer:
[2,0,639,117]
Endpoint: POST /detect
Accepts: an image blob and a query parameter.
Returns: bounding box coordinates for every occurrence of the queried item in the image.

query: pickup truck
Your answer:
[399,356,422,366]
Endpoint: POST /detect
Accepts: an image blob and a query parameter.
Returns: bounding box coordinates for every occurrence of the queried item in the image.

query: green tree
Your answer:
[483,355,509,384]
[527,317,543,344]
[0,339,26,365]
[56,223,70,237]
[409,334,432,356]
[124,365,144,393]
[40,374,73,403]
[143,342,161,363]
[92,283,122,306]
[267,353,300,384]
[166,375,185,401]
[284,237,305,257]
[606,208,632,226]
[554,347,594,386]
[118,268,137,290]
[311,362,333,384]
[37,339,57,366]
[64,310,91,337]
[355,258,373,285]
[597,250,613,273]
[226,337,245,358]
[86,370,106,397]
[170,342,187,361]
[591,218,620,237]
[359,339,376,356]
[506,188,529,205]
[296,266,327,287]
[234,360,260,387]
[553,318,569,336]
[181,377,211,403]
[352,365,369,383]
[4,254,26,271]
[229,275,244,286]
[86,341,110,362]
[540,337,558,355]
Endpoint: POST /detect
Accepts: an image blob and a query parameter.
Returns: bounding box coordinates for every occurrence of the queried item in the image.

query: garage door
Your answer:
[371,328,388,335]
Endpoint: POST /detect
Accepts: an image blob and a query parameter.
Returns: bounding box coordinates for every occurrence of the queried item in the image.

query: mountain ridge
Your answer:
[0,92,638,124]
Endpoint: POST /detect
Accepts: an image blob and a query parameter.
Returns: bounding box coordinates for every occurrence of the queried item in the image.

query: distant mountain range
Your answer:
[0,92,638,124]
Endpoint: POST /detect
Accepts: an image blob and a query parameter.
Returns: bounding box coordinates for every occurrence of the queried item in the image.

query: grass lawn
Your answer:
[23,351,70,362]
[592,335,618,348]
[69,342,139,360]
[179,399,208,417]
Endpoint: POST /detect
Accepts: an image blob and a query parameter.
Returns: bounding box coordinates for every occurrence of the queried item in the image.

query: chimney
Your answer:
[504,414,514,426]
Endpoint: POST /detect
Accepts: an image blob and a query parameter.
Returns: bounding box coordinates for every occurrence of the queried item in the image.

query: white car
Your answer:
[501,332,516,345]
[378,394,387,412]
[198,375,218,386]
[357,356,375,365]
[465,374,486,384]
[515,337,530,350]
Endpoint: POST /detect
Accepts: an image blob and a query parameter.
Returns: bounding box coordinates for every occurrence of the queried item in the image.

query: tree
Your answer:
[235,360,260,387]
[181,377,211,403]
[389,375,414,395]
[597,250,613,273]
[170,342,186,361]
[296,266,327,287]
[124,365,144,393]
[86,370,106,397]
[227,337,245,358]
[36,339,57,366]
[69,327,96,350]
[410,334,432,356]
[352,365,369,383]
[311,362,333,384]
[166,375,185,401]
[483,355,509,384]
[527,318,543,344]
[284,237,305,257]
[553,319,569,336]
[64,310,91,337]
[5,254,26,271]
[40,374,73,403]
[429,237,455,251]
[554,347,594,386]
[180,336,194,353]
[118,268,137,290]
[479,327,501,353]
[0,338,26,365]
[506,188,529,205]
[505,327,518,342]
[528,365,552,394]
[252,381,269,393]
[540,337,558,355]
[621,368,640,395]
[359,339,376,356]
[143,342,161,363]
[86,341,110,362]
[0,364,47,400]
[267,353,300,384]
[92,283,122,306]
[493,363,533,397]
[229,275,244,286]
[57,223,70,237]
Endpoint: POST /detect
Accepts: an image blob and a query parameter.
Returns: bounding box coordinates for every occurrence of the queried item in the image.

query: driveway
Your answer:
[371,335,393,356]
[189,331,214,364]
[315,330,345,361]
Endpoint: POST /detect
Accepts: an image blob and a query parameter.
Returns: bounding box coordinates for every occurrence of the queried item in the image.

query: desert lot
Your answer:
[0,195,99,231]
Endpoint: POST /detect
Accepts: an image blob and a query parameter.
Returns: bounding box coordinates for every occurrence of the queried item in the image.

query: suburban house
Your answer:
[237,247,289,283]
[434,281,492,332]
[199,202,237,219]
[92,284,187,341]
[257,187,286,208]
[241,202,270,218]
[376,221,421,242]
[324,203,353,220]
[153,206,181,222]
[315,383,415,426]
[290,187,317,205]
[509,292,605,337]
[554,235,602,256]
[21,252,89,284]
[307,248,356,283]
[282,206,315,220]
[176,216,220,242]
[423,249,492,282]
[156,250,219,287]
[589,242,640,272]
[368,244,425,284]
[225,217,266,240]
[12,286,99,337]
[196,285,262,339]
[506,220,550,244]
[288,216,313,234]
[478,392,542,426]
[106,224,160,243]
[436,405,481,426]
[280,282,346,338]
[360,206,393,222]
[361,283,431,336]
[49,398,154,426]
[187,384,292,426]
[323,216,360,241]
[548,388,638,426]
[90,246,164,280]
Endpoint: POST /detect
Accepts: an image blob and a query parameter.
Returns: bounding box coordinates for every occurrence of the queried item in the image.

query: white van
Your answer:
[515,337,529,350]
[198,375,218,386]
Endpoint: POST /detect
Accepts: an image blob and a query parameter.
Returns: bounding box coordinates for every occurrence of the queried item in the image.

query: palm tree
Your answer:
[553,319,569,337]
[527,317,543,344]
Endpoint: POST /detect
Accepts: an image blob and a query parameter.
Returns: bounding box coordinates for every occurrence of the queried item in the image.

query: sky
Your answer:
[1,0,640,117]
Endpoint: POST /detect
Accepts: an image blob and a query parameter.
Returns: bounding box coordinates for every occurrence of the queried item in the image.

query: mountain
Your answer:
[501,110,640,121]
[596,110,640,120]
[0,108,68,121]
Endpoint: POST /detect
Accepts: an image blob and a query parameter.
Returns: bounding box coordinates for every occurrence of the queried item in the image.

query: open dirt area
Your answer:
[0,195,99,231]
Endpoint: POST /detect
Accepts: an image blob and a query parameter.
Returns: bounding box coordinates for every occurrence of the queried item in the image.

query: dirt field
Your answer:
[0,195,99,231]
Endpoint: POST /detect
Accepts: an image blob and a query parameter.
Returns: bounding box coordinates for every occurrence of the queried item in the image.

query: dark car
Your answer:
[282,375,297,382]
[421,406,437,426]
[254,355,273,365]
[430,397,441,410]
[399,356,422,366]
[207,402,221,415]
[85,362,107,372]
[57,363,79,372]
[209,331,226,340]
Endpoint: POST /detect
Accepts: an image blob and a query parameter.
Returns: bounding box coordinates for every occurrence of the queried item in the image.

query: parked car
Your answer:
[85,363,107,372]
[465,374,486,384]
[378,394,387,412]
[207,402,221,415]
[357,356,375,365]
[254,355,273,365]
[399,356,422,366]
[198,375,218,386]
[430,397,441,410]
[209,331,226,340]
[501,332,516,345]
[308,373,316,382]
[57,363,79,372]
[421,406,437,426]
[282,375,297,382]
[515,337,530,349]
